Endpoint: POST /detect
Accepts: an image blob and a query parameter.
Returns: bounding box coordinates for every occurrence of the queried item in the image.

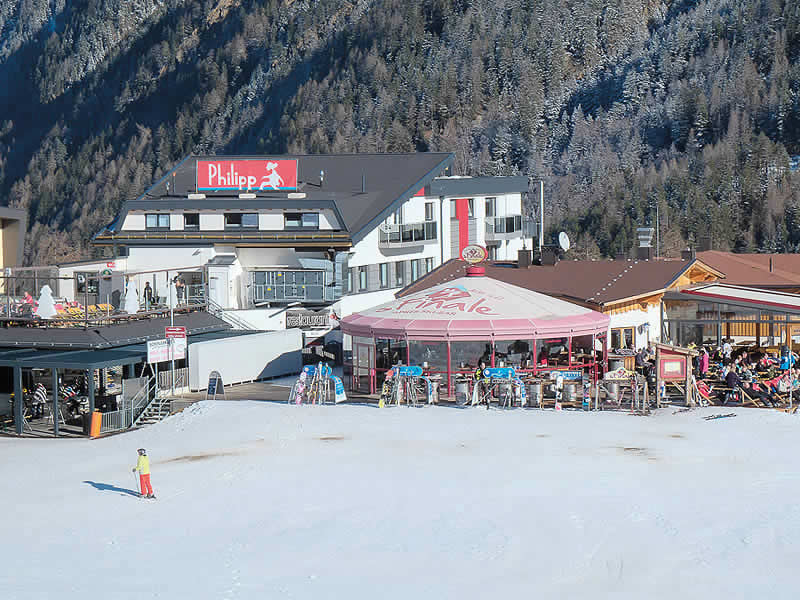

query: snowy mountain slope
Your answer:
[1,402,799,599]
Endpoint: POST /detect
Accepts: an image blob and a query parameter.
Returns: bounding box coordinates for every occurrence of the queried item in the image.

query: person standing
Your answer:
[699,346,710,377]
[143,282,154,311]
[132,448,155,499]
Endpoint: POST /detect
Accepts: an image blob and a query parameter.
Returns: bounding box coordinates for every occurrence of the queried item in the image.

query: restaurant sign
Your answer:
[196,159,298,192]
[286,310,331,329]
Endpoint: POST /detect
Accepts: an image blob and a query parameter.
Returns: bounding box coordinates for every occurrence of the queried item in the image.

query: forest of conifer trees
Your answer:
[0,0,798,264]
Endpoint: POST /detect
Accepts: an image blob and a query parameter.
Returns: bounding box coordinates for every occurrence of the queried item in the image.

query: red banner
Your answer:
[197,159,298,191]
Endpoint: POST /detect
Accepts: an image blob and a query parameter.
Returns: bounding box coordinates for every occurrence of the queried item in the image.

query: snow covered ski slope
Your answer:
[1,402,799,599]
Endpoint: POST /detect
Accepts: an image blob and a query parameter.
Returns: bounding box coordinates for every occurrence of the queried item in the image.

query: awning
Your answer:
[341,275,610,341]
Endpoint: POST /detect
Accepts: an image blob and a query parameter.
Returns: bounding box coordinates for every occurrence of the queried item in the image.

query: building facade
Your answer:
[84,154,530,332]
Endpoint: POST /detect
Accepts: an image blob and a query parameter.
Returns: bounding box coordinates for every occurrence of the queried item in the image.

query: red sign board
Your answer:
[165,326,187,339]
[196,159,298,191]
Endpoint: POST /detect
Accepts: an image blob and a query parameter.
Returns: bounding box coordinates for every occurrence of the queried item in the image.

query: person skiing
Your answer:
[132,448,155,499]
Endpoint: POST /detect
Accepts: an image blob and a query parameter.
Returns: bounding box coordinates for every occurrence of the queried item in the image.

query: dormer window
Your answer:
[146,214,170,229]
[184,213,199,230]
[285,212,319,229]
[225,213,258,228]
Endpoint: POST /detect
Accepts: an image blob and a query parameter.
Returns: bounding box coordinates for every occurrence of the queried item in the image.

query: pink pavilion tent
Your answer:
[341,275,610,341]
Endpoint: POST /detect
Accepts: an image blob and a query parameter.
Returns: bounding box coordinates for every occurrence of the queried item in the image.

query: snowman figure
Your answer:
[36,284,57,319]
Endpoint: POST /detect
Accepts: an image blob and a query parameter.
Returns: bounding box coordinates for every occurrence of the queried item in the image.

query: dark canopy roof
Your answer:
[0,311,230,349]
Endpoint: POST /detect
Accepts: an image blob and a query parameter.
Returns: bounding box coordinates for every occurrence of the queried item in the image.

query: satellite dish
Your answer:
[558,231,571,252]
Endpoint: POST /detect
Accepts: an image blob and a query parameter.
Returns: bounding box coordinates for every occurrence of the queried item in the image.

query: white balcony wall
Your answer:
[121,214,145,231]
[200,214,224,230]
[259,212,283,230]
[170,213,183,230]
[319,209,340,230]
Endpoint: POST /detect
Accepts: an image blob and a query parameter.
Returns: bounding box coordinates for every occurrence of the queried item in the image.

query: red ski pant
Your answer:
[139,473,154,496]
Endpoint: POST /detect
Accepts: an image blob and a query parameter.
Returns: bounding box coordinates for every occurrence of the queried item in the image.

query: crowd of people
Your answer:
[691,341,799,407]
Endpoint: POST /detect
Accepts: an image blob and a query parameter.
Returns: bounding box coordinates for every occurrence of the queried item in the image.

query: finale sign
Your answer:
[197,159,298,191]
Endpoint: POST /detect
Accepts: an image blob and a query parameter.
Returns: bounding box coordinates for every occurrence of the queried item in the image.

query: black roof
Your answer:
[0,311,230,350]
[102,153,454,242]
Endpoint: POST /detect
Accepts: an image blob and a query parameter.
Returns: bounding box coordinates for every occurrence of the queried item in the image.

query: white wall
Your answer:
[200,214,224,230]
[259,212,282,229]
[122,214,145,230]
[335,288,398,318]
[607,303,661,350]
[188,329,303,390]
[170,213,183,230]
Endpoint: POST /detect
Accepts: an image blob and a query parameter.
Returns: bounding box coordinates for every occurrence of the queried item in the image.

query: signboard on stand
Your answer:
[147,338,186,363]
[206,370,225,400]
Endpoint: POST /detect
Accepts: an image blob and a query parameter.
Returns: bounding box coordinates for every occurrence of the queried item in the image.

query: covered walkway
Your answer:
[0,347,145,436]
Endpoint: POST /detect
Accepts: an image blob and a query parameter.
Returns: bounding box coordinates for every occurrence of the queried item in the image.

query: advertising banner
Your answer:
[147,338,186,363]
[196,159,298,191]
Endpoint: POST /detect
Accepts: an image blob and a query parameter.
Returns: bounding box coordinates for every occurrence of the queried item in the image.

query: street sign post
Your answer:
[165,326,187,339]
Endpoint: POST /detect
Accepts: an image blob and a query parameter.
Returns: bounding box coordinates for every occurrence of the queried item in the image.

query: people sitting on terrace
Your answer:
[742,379,780,408]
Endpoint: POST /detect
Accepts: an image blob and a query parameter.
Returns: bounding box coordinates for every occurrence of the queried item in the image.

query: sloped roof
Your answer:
[697,251,800,288]
[399,258,711,306]
[106,153,454,241]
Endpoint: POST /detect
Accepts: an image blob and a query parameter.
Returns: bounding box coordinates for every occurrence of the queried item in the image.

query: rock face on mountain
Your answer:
[0,0,798,264]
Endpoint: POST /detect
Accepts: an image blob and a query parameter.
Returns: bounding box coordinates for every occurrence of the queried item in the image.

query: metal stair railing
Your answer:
[99,376,156,434]
[206,297,260,330]
[132,377,166,427]
[134,370,189,427]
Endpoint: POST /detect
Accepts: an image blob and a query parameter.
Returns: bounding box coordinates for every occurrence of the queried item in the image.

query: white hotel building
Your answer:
[63,153,529,333]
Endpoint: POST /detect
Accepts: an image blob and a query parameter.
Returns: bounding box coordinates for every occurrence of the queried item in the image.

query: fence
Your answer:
[158,367,189,393]
[99,376,153,434]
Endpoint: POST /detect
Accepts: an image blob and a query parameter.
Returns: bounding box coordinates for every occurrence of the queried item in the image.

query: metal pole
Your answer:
[170,274,175,396]
[52,368,59,438]
[14,366,23,435]
[656,202,660,259]
[538,180,544,257]
[88,368,95,413]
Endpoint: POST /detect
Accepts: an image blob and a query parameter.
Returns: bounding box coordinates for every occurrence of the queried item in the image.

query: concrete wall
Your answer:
[188,329,302,391]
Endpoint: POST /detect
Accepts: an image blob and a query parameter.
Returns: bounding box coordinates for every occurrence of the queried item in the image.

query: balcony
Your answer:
[379,221,437,247]
[485,215,524,240]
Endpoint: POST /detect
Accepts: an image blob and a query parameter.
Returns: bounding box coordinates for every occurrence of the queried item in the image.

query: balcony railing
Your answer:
[379,221,437,246]
[485,215,524,238]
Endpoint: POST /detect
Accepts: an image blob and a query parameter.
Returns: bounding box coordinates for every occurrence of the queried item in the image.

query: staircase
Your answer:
[206,297,260,330]
[133,371,186,427]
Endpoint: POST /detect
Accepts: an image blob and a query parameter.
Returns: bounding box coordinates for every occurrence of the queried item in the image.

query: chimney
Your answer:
[681,248,696,261]
[518,248,532,269]
[541,247,558,266]
[636,226,655,260]
[697,235,712,252]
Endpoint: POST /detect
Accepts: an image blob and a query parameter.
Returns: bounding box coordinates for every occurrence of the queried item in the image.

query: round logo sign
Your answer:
[461,245,488,264]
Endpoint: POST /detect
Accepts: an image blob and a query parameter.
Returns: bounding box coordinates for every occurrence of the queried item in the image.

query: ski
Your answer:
[704,413,736,420]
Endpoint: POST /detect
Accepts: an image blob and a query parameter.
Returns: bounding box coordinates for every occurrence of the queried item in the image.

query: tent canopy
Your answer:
[341,275,610,341]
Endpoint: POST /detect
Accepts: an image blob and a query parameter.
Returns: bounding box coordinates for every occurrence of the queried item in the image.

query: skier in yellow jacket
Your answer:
[132,448,155,499]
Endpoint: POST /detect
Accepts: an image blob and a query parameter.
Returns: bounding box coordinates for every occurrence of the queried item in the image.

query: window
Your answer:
[395,262,405,287]
[449,199,474,218]
[285,212,319,229]
[487,245,498,260]
[425,202,435,221]
[225,213,258,228]
[425,257,434,273]
[184,213,199,229]
[411,259,421,281]
[358,266,368,291]
[347,268,354,294]
[146,214,170,229]
[394,207,404,225]
[302,213,319,228]
[611,327,635,350]
[379,263,389,288]
[485,197,496,218]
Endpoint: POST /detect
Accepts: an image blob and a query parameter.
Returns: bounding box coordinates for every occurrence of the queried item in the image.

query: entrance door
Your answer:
[353,342,375,394]
[208,267,229,308]
[75,272,99,306]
